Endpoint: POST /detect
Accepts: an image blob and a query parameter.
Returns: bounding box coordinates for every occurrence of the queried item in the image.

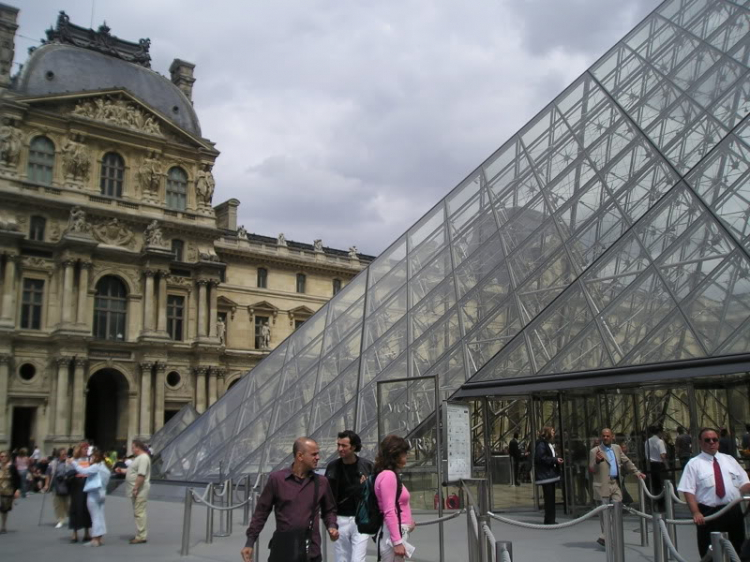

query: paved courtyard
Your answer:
[0,488,706,561]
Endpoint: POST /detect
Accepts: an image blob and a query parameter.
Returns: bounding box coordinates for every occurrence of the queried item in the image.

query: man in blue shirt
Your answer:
[589,428,645,547]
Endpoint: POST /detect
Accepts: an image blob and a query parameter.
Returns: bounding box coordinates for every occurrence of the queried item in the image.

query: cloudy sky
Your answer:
[16,0,658,256]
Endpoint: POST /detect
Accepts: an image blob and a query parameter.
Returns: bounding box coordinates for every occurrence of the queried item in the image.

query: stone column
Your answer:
[216,368,226,399]
[0,254,17,324]
[196,280,208,338]
[142,270,155,333]
[128,392,138,446]
[54,357,71,437]
[156,272,168,334]
[70,358,87,439]
[139,362,153,438]
[0,354,10,442]
[154,362,166,432]
[60,260,76,325]
[76,262,91,326]
[207,367,218,407]
[208,281,219,339]
[194,366,207,413]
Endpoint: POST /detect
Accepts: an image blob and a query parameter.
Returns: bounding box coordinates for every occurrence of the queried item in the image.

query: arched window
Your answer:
[171,239,184,262]
[332,278,342,296]
[100,152,125,198]
[257,267,268,289]
[166,166,188,211]
[296,273,306,294]
[93,276,128,341]
[29,216,46,241]
[28,136,55,185]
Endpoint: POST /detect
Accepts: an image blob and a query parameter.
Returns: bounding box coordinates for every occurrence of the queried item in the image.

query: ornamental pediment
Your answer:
[70,95,163,136]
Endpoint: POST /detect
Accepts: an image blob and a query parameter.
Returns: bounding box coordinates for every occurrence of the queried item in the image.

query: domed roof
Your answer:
[16,43,201,136]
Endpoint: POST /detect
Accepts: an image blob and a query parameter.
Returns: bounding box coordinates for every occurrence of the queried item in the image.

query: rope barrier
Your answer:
[720,538,742,562]
[487,504,611,530]
[190,488,254,511]
[657,518,690,562]
[482,522,496,562]
[623,505,653,520]
[699,550,715,562]
[469,507,479,540]
[668,487,686,505]
[498,543,512,562]
[213,480,230,498]
[638,478,665,500]
[416,510,465,526]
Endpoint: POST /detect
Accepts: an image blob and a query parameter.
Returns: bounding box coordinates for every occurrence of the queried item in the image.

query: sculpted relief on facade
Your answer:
[92,217,136,249]
[71,97,162,136]
[0,120,23,169]
[137,151,162,201]
[195,163,215,206]
[62,135,90,182]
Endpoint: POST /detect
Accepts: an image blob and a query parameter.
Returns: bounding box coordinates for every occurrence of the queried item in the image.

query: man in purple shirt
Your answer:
[241,437,339,562]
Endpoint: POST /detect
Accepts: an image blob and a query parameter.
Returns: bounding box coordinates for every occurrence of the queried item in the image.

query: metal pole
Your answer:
[227,479,234,536]
[435,385,445,562]
[613,501,625,562]
[496,541,512,562]
[710,531,722,562]
[639,480,648,546]
[463,487,475,562]
[243,474,251,526]
[664,480,677,557]
[181,487,193,556]
[603,502,614,562]
[218,480,227,536]
[477,480,490,562]
[206,483,214,544]
[652,513,667,562]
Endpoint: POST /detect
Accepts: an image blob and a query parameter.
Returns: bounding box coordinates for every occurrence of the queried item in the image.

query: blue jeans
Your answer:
[18,470,28,497]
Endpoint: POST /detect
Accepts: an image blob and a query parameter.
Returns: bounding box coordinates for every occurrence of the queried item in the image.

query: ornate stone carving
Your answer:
[195,164,215,205]
[49,221,61,242]
[260,321,271,349]
[0,354,12,365]
[313,239,323,253]
[187,243,198,262]
[137,151,162,199]
[237,225,248,240]
[139,361,154,372]
[198,251,220,262]
[71,97,162,136]
[61,135,90,182]
[65,206,92,235]
[93,217,135,248]
[0,120,23,168]
[21,256,54,271]
[217,317,226,346]
[212,367,227,379]
[349,246,359,259]
[277,233,287,247]
[155,362,167,373]
[74,357,88,368]
[56,356,72,367]
[0,219,19,232]
[144,220,166,248]
[193,366,208,376]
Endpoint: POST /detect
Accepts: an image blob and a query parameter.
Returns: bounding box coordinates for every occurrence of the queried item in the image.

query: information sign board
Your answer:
[444,402,471,482]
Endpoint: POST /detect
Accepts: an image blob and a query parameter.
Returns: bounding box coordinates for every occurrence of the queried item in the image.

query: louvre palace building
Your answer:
[0,6,371,453]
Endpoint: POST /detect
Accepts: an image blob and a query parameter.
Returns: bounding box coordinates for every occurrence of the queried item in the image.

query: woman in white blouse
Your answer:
[74,449,111,547]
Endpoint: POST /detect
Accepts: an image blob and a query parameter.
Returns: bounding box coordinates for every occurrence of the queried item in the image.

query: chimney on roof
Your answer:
[0,4,19,89]
[215,199,240,232]
[170,58,195,103]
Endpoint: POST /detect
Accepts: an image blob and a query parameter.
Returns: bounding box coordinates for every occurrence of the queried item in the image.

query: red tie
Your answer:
[714,458,725,499]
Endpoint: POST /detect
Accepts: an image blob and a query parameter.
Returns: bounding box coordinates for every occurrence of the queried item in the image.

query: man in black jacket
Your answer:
[324,430,373,562]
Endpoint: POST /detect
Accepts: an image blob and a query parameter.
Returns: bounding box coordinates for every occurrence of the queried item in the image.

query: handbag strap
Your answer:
[307,473,319,532]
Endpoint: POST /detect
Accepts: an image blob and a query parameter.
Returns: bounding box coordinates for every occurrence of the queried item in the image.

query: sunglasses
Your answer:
[702,437,719,443]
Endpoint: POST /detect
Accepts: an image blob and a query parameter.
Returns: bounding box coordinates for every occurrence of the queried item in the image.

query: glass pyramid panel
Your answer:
[162,0,750,480]
[149,403,198,455]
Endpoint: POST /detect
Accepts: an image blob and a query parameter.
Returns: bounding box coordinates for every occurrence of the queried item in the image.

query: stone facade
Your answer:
[0,8,370,452]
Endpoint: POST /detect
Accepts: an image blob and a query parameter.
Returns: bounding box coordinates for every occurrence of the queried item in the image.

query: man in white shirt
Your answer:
[645,425,667,511]
[678,427,750,557]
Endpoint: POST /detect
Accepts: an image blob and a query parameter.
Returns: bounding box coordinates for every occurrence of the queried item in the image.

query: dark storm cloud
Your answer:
[14,0,660,255]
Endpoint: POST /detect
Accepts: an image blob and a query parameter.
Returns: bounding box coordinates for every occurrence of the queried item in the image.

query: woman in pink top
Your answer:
[374,435,416,561]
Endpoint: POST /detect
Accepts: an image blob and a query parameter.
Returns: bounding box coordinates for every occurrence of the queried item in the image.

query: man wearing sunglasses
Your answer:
[678,427,750,557]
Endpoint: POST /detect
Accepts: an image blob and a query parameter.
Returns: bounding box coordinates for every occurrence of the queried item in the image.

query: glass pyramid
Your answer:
[149,404,198,456]
[159,0,750,481]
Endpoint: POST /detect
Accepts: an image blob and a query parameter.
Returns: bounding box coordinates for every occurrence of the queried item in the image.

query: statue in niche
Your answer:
[313,239,323,253]
[137,151,162,198]
[0,121,22,167]
[66,206,91,234]
[61,136,90,181]
[277,233,287,247]
[348,246,358,259]
[144,219,166,247]
[260,321,271,349]
[217,317,226,346]
[237,225,248,240]
[195,164,215,205]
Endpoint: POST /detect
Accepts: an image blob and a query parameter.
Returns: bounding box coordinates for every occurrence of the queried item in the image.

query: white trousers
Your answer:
[334,515,370,562]
[378,525,410,562]
[86,491,106,538]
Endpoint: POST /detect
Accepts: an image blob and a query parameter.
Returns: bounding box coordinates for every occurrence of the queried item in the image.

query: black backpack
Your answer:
[355,472,402,535]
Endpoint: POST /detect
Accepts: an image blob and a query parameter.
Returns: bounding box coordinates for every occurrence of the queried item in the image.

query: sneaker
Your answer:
[597,538,606,547]
[55,522,64,529]
[129,538,147,544]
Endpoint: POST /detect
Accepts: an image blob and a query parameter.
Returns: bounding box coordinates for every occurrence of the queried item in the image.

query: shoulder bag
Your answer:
[268,474,319,562]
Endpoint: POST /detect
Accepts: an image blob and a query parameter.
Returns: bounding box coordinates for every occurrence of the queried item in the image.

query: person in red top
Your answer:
[241,437,339,562]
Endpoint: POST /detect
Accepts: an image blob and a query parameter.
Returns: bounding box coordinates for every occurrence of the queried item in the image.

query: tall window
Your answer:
[296,273,306,294]
[166,166,188,211]
[93,276,127,341]
[167,295,185,341]
[171,239,184,262]
[27,136,55,185]
[29,216,46,241]
[257,267,268,289]
[332,278,342,296]
[100,152,125,197]
[254,315,269,349]
[20,278,44,330]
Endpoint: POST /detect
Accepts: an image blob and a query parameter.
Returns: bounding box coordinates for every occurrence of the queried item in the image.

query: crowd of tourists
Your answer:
[0,439,151,545]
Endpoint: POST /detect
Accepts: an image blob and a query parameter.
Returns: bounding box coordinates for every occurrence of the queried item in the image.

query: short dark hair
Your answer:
[677,426,685,434]
[337,430,362,452]
[698,427,719,440]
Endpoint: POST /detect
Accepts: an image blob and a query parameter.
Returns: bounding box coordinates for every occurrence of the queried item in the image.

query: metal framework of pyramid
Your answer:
[149,404,198,455]
[158,0,750,481]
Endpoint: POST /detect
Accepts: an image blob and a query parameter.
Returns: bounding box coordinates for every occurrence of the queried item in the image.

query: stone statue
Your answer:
[348,246,358,259]
[137,151,162,198]
[260,321,271,349]
[195,164,215,205]
[313,239,323,253]
[217,317,226,346]
[66,206,91,234]
[277,233,287,247]
[72,97,162,136]
[199,251,220,262]
[144,219,166,247]
[62,136,90,181]
[0,121,23,167]
[237,225,248,240]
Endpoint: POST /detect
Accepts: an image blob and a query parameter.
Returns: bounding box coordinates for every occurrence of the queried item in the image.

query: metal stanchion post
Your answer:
[463,488,475,562]
[496,541,512,562]
[652,513,663,562]
[603,502,614,562]
[710,532,722,562]
[664,480,677,557]
[227,479,234,536]
[243,474,251,526]
[639,481,648,546]
[477,480,490,562]
[181,487,193,556]
[321,519,328,561]
[613,501,625,562]
[206,483,214,544]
